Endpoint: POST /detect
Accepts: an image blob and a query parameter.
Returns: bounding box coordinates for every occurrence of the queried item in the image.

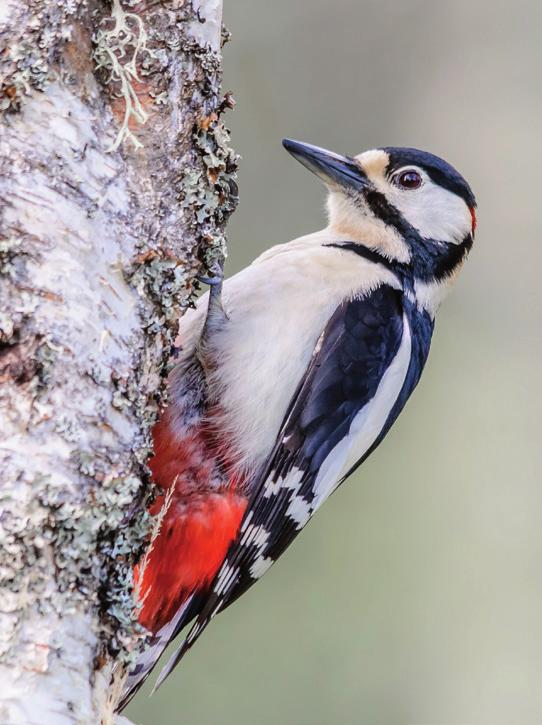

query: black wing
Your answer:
[154,283,405,688]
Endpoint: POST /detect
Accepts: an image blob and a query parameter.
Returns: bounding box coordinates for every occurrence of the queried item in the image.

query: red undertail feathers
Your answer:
[135,415,247,633]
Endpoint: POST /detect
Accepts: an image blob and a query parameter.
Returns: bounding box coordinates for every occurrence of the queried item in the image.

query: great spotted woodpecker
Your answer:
[119,139,476,708]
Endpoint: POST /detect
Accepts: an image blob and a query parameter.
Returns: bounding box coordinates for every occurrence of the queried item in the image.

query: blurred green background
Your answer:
[128,1,542,723]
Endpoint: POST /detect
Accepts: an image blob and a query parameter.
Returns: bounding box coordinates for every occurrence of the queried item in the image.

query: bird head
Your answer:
[282,139,476,284]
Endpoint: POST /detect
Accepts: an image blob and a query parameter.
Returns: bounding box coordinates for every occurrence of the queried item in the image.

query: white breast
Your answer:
[172,231,401,475]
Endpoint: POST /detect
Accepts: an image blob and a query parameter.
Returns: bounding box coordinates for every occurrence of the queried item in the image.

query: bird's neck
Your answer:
[325,233,472,318]
[326,192,411,263]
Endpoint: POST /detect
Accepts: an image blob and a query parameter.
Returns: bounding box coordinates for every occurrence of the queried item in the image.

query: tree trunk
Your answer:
[0,1,237,722]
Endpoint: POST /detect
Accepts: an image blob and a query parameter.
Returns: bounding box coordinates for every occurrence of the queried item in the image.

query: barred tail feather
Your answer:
[117,595,195,712]
[152,613,209,695]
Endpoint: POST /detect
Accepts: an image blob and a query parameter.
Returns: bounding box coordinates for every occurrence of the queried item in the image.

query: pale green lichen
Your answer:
[0,2,84,112]
[181,115,239,276]
[0,42,49,111]
[0,237,24,279]
[130,257,193,322]
[37,471,151,661]
[92,0,155,151]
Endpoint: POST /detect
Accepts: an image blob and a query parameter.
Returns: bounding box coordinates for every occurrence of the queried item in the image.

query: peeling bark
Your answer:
[0,1,237,722]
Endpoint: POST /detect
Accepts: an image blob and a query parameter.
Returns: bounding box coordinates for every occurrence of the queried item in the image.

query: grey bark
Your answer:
[0,1,237,722]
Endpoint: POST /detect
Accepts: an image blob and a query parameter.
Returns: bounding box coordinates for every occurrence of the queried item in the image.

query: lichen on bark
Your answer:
[0,0,237,721]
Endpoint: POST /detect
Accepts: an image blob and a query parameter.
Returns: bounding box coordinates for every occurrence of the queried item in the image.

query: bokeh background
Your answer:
[128,1,542,723]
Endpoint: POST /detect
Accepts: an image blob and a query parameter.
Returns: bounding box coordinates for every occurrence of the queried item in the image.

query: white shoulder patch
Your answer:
[201,238,401,475]
[311,314,412,511]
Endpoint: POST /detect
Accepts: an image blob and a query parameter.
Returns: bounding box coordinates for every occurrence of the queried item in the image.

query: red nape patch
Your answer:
[135,491,247,632]
[470,206,477,234]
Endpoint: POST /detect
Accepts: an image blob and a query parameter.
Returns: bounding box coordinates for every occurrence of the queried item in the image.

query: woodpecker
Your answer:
[119,139,476,709]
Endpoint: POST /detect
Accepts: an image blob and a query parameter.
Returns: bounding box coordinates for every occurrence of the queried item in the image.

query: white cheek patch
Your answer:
[387,181,472,244]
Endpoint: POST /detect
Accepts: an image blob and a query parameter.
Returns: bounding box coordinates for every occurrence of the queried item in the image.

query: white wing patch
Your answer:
[232,314,411,553]
[312,314,412,512]
[233,315,412,547]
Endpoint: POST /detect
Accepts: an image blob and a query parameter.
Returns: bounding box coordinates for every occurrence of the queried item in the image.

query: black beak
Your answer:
[282,139,368,191]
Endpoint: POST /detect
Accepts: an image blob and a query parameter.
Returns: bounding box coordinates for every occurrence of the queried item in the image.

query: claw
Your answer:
[197,274,223,286]
[198,261,228,359]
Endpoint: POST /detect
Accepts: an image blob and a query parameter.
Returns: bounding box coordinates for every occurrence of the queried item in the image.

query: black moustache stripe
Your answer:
[354,189,473,282]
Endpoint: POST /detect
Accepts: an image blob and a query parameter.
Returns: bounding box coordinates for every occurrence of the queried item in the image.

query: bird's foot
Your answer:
[197,274,223,287]
[197,260,224,288]
[199,261,228,344]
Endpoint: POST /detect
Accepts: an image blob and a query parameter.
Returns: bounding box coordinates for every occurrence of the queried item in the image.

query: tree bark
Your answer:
[0,1,237,722]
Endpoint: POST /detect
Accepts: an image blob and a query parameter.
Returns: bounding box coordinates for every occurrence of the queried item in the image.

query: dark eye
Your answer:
[394,169,423,190]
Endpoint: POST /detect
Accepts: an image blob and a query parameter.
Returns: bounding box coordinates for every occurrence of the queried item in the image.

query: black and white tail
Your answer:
[116,595,195,712]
